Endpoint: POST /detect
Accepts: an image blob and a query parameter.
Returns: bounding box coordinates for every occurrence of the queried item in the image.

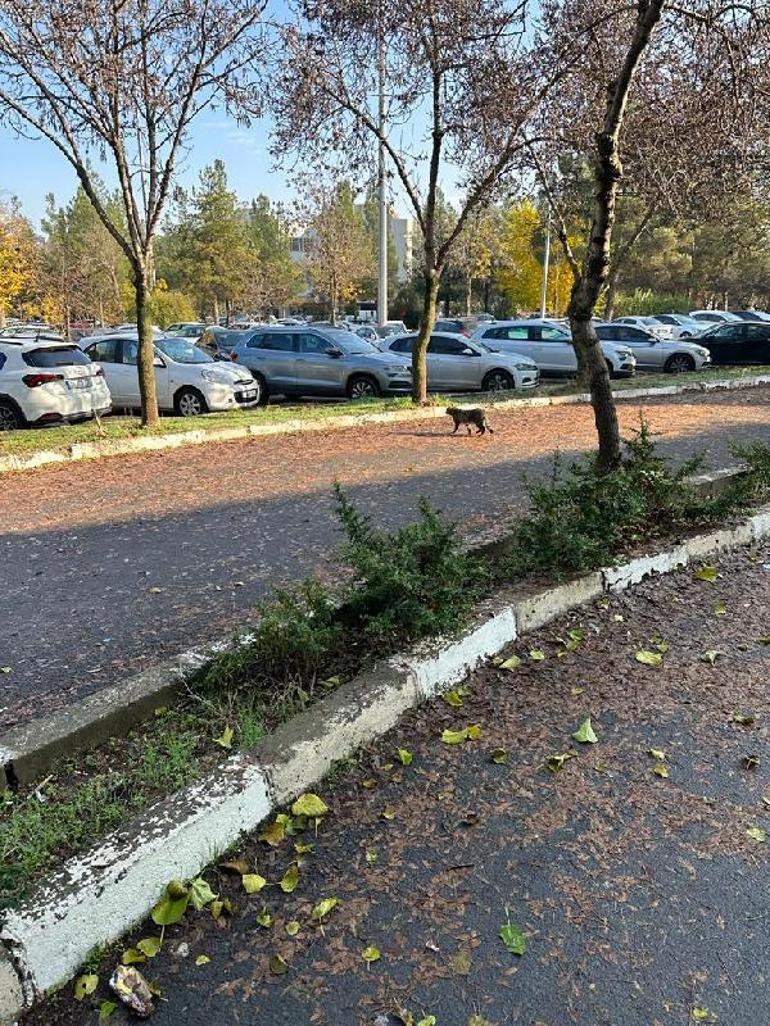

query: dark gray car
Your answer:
[231,326,412,401]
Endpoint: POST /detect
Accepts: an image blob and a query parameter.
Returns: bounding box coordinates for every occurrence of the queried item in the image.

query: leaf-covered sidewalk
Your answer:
[23,543,770,1026]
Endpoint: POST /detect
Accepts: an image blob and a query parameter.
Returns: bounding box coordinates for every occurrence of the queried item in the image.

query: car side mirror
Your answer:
[153,355,165,367]
[326,347,343,358]
[461,348,477,356]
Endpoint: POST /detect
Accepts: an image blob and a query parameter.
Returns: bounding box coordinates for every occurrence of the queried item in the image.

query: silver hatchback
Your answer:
[381,332,539,391]
[231,326,412,401]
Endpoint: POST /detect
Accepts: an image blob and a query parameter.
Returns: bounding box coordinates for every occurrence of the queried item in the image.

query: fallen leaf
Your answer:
[219,858,250,875]
[98,1001,117,1022]
[366,849,378,864]
[691,1011,710,1023]
[74,974,98,1001]
[444,690,464,707]
[214,725,234,749]
[648,748,666,760]
[490,748,508,764]
[136,937,162,959]
[449,947,472,975]
[636,650,663,667]
[499,655,521,671]
[416,1018,437,1026]
[362,777,377,789]
[256,906,273,928]
[242,873,267,894]
[151,881,190,926]
[714,602,727,615]
[612,613,625,622]
[291,793,329,818]
[285,920,301,936]
[311,896,339,922]
[259,821,286,846]
[694,565,718,582]
[323,675,341,689]
[121,949,146,966]
[572,717,598,744]
[269,954,289,976]
[499,919,527,955]
[546,752,576,773]
[0,666,10,674]
[396,748,413,766]
[529,649,546,661]
[594,762,608,773]
[195,954,210,966]
[747,826,766,842]
[744,754,761,770]
[189,877,217,911]
[380,806,396,820]
[148,586,163,594]
[280,863,299,894]
[701,650,725,665]
[732,712,755,725]
[570,686,585,697]
[466,724,482,740]
[362,945,381,964]
[441,728,468,744]
[653,763,669,778]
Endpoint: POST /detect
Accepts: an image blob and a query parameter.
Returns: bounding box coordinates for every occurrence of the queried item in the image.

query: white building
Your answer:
[289,210,415,285]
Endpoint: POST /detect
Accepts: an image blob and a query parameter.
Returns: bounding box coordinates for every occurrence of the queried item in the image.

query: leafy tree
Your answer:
[0,199,36,327]
[0,0,264,425]
[241,196,303,316]
[300,181,374,323]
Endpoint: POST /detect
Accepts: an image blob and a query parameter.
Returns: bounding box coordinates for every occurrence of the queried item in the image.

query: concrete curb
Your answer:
[0,466,748,791]
[2,372,770,476]
[3,496,770,1021]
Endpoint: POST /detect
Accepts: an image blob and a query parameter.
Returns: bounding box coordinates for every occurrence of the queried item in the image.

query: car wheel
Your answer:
[347,375,381,400]
[0,400,23,431]
[253,374,269,407]
[482,369,514,392]
[174,387,208,416]
[664,353,695,374]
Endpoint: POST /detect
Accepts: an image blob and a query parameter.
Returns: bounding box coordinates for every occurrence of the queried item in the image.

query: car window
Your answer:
[23,345,90,367]
[389,337,414,353]
[298,333,333,354]
[121,340,138,365]
[538,326,569,341]
[625,327,652,340]
[746,324,770,340]
[710,324,742,339]
[433,321,456,333]
[428,335,468,355]
[156,338,212,364]
[501,326,530,340]
[656,316,675,325]
[0,353,6,370]
[252,332,295,352]
[86,339,119,363]
[595,326,616,340]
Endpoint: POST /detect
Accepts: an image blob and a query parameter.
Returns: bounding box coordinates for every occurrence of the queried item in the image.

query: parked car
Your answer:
[612,315,674,339]
[594,324,710,372]
[648,313,704,338]
[354,325,380,344]
[82,334,260,415]
[433,316,479,337]
[471,319,636,378]
[231,326,412,400]
[374,321,408,340]
[688,309,743,325]
[197,326,245,360]
[698,320,770,365]
[0,337,111,430]
[730,310,770,322]
[381,332,539,392]
[166,322,207,340]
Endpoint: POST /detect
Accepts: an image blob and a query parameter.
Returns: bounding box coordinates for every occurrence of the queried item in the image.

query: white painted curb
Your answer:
[2,373,770,476]
[2,501,770,1021]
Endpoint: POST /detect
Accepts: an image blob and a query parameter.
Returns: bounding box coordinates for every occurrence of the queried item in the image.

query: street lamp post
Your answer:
[540,214,551,320]
[377,1,388,327]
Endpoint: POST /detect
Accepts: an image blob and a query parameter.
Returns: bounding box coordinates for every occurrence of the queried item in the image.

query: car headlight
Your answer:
[386,365,411,376]
[201,368,235,385]
[514,361,534,371]
[696,347,710,356]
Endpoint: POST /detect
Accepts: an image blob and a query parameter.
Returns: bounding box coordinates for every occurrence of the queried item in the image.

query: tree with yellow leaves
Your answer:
[0,199,36,328]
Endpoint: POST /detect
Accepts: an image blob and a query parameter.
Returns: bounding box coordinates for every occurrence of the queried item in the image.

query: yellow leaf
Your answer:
[214,725,234,749]
[291,793,329,818]
[499,654,521,670]
[195,954,210,966]
[311,896,339,921]
[280,864,299,894]
[136,937,161,958]
[242,873,267,894]
[362,945,381,963]
[380,805,396,820]
[444,690,464,707]
[285,920,301,936]
[259,821,285,847]
[74,974,98,1001]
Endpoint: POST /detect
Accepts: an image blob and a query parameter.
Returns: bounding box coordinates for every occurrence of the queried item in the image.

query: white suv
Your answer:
[82,334,260,415]
[0,337,112,430]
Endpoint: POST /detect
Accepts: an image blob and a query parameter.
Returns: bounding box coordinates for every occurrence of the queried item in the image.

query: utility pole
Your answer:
[540,214,551,319]
[377,0,388,327]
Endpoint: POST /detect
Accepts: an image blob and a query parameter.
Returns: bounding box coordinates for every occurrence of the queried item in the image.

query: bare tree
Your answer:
[0,0,263,425]
[272,0,578,403]
[530,0,764,469]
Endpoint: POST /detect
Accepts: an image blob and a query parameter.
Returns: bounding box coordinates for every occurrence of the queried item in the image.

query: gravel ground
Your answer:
[2,387,770,729]
[26,541,770,1026]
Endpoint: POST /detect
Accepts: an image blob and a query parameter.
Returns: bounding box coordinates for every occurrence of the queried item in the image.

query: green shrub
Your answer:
[334,483,487,642]
[508,421,708,575]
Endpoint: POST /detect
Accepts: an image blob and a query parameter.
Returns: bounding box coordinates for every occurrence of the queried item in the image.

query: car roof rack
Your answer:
[0,331,66,345]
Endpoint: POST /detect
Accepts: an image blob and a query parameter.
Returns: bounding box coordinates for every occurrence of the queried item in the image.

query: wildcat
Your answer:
[445,406,494,435]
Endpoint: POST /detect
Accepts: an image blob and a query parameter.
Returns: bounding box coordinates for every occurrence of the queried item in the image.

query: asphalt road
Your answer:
[27,541,770,1026]
[2,386,770,729]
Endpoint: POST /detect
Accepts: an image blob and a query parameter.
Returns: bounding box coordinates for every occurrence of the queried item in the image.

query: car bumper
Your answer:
[200,381,260,411]
[615,361,636,377]
[382,378,413,394]
[518,371,540,389]
[24,381,112,424]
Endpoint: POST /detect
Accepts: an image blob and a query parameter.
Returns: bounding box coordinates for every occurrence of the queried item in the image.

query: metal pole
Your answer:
[377,1,388,327]
[540,214,551,319]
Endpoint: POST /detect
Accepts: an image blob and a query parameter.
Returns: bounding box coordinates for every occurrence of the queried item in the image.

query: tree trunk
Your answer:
[330,277,338,325]
[134,266,160,428]
[465,275,472,316]
[213,296,220,325]
[412,268,440,404]
[483,278,490,313]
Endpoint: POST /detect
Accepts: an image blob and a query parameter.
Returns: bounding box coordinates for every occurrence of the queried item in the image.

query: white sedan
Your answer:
[82,334,261,415]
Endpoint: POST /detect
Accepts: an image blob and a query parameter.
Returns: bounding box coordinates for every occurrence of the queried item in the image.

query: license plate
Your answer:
[71,377,92,390]
[239,390,256,400]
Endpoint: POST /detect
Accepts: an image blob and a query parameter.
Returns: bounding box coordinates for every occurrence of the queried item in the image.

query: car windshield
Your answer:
[323,332,380,355]
[23,345,90,367]
[156,338,213,364]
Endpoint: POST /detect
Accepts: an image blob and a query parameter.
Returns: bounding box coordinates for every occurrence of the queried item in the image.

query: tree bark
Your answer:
[465,275,472,316]
[412,268,440,403]
[603,265,621,320]
[135,265,160,428]
[213,295,220,325]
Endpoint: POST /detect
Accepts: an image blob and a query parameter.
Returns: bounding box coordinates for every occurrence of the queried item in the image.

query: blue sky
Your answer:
[0,112,297,228]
